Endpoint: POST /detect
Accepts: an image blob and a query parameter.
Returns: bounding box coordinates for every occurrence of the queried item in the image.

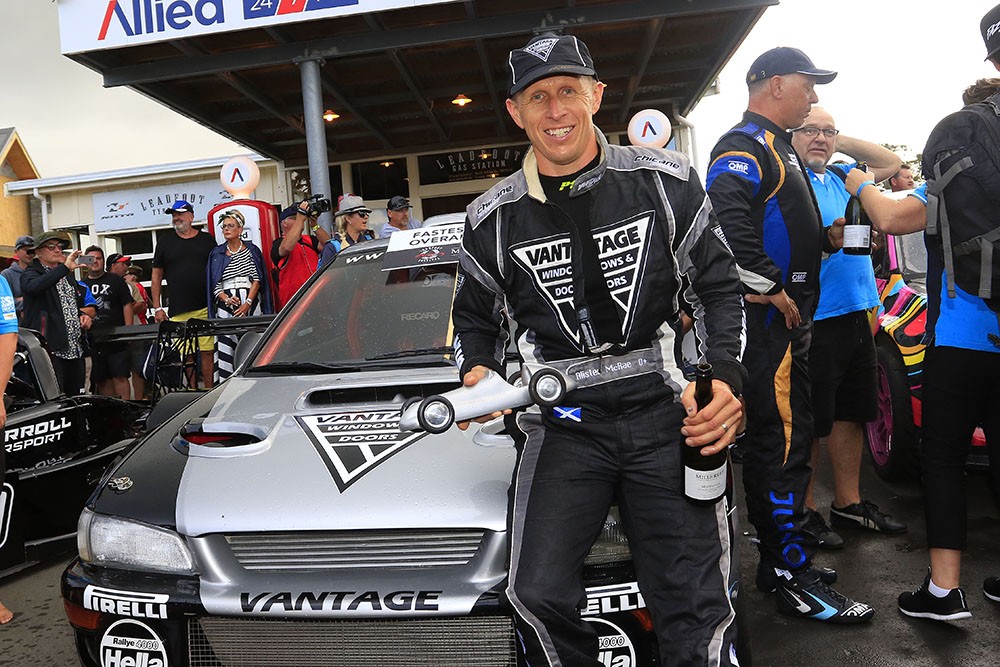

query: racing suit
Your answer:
[453,130,747,666]
[706,111,824,574]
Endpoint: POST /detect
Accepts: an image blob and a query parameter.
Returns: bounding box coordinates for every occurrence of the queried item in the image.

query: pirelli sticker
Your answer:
[296,410,426,492]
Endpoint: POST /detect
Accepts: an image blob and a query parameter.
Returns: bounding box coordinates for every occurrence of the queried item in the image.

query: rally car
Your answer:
[62,217,747,667]
[1,330,147,577]
[865,227,989,480]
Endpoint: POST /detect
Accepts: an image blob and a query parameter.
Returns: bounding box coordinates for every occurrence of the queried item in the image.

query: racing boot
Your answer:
[775,567,874,624]
[756,561,837,594]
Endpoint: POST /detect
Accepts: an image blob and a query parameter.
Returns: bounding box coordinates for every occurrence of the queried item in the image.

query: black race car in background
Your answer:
[1,330,146,577]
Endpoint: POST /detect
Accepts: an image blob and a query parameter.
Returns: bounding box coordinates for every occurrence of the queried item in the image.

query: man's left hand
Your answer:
[827,217,846,251]
[680,378,743,455]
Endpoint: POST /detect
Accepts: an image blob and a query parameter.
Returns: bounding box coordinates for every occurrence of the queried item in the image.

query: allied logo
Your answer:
[98,0,225,41]
[296,410,426,492]
[522,38,559,62]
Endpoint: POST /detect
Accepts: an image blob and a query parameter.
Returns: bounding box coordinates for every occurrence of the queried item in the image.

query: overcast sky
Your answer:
[3,1,998,178]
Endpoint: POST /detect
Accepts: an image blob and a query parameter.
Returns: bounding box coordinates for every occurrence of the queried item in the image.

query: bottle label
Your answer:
[684,463,727,501]
[842,225,871,249]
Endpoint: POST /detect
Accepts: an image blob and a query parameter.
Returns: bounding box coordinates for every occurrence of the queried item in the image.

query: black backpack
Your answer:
[923,91,1000,312]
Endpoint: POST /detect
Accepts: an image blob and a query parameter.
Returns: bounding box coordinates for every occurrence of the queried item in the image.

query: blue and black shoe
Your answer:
[775,568,875,624]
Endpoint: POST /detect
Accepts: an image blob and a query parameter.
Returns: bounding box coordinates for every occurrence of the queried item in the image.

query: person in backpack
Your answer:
[318,194,375,267]
[788,107,906,550]
[271,201,330,308]
[843,37,1000,618]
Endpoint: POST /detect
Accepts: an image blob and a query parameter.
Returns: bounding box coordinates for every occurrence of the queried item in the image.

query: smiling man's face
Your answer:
[506,75,605,177]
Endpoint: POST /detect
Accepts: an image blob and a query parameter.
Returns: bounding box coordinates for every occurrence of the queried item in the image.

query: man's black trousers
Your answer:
[741,304,817,572]
[506,379,738,667]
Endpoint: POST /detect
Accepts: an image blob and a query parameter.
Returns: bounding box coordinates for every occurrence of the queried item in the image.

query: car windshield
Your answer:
[251,248,456,371]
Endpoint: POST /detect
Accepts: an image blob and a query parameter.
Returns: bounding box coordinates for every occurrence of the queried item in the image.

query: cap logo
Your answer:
[523,37,560,62]
[989,19,1000,40]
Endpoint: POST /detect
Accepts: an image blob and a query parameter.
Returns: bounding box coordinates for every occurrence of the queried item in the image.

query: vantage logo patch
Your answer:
[296,410,426,492]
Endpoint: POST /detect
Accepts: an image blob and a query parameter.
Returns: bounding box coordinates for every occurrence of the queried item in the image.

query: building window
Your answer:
[351,159,408,200]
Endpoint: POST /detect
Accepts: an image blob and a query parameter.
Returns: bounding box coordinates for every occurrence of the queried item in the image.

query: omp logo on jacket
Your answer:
[296,410,426,492]
[510,212,653,344]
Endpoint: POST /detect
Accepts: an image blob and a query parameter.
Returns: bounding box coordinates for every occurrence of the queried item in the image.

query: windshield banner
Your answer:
[382,224,463,271]
[60,0,463,54]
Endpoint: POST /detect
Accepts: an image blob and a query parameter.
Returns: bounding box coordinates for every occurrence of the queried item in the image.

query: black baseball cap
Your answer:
[746,47,837,86]
[387,195,412,211]
[165,199,194,214]
[14,235,34,251]
[508,32,597,96]
[982,4,1000,60]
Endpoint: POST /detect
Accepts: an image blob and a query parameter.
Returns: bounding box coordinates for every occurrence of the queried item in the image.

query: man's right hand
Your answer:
[63,249,84,270]
[455,364,513,431]
[745,289,801,329]
[154,308,168,323]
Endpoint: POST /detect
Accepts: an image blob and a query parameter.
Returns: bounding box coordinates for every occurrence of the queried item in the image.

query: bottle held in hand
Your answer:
[843,161,872,256]
[684,362,727,504]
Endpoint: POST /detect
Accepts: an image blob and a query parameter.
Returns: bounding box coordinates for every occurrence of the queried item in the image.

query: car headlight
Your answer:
[77,508,197,575]
[584,506,632,565]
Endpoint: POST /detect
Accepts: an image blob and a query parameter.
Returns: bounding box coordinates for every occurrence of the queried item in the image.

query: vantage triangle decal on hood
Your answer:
[296,410,426,493]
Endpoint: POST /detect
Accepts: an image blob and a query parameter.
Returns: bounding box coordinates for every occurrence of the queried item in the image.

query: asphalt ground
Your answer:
[0,447,996,666]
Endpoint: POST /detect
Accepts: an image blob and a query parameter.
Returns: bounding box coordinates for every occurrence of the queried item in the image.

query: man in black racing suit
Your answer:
[451,33,747,666]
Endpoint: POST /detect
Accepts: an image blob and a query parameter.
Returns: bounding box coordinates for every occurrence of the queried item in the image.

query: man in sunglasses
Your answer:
[789,107,905,551]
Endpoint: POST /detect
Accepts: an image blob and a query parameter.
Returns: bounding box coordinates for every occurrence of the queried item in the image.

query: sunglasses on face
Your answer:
[220,223,240,230]
[354,212,370,218]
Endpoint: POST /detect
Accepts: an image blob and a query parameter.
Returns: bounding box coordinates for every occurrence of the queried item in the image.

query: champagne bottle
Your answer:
[842,161,872,256]
[684,362,727,503]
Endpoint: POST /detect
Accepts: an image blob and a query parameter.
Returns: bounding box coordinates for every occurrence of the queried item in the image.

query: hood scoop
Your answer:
[303,382,460,408]
[173,419,270,458]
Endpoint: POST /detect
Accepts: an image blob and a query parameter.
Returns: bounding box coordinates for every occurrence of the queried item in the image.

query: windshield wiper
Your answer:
[247,361,364,374]
[366,346,453,361]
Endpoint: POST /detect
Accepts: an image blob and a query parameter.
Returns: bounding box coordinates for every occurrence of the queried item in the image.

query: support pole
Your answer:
[298,58,334,234]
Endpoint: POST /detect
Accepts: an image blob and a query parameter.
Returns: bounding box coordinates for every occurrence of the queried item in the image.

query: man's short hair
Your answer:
[85,245,104,257]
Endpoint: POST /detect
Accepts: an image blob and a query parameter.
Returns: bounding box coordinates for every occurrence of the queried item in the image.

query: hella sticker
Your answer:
[582,617,637,667]
[100,619,168,667]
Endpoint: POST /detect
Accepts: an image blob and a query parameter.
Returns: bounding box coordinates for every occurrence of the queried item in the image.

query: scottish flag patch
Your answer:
[554,406,582,422]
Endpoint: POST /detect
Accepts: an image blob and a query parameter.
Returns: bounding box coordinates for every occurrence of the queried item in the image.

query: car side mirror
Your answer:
[234,332,262,371]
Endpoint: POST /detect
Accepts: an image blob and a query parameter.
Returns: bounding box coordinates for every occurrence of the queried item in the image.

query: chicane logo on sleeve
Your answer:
[296,410,426,492]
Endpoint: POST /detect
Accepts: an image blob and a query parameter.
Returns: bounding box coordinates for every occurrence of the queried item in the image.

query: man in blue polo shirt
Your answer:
[789,106,907,549]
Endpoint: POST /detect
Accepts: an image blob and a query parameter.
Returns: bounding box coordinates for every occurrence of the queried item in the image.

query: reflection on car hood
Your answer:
[174,371,515,539]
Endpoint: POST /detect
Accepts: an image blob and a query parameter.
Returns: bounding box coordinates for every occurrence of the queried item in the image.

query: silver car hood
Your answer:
[177,369,518,618]
[175,369,516,538]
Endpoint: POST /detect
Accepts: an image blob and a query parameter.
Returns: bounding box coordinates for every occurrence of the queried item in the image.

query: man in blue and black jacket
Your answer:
[707,47,875,624]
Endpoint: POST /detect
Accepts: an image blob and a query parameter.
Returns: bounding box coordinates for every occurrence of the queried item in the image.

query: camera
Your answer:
[303,194,332,217]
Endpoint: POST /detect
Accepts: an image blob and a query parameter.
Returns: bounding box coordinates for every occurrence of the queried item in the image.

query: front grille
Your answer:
[188,616,517,667]
[225,529,486,571]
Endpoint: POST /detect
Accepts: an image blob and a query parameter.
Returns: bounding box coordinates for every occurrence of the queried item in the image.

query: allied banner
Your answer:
[92,179,241,232]
[59,0,463,54]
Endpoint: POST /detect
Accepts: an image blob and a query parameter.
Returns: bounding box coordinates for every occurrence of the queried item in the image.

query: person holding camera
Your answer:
[21,231,97,396]
[318,194,376,267]
[270,199,331,309]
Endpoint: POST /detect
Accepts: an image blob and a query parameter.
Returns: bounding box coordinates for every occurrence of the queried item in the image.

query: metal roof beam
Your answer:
[465,1,508,136]
[100,0,777,88]
[615,18,664,125]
